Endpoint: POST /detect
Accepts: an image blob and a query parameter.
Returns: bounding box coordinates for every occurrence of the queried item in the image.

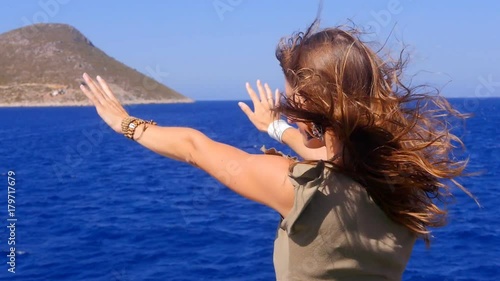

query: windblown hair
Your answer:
[275,20,475,246]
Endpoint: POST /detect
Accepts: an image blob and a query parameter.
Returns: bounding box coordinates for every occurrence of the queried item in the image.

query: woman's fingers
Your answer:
[275,89,280,108]
[83,73,108,104]
[79,73,130,134]
[96,75,128,114]
[245,82,260,106]
[240,81,279,132]
[264,83,274,108]
[256,80,267,106]
[96,76,117,103]
[245,80,276,111]
[238,102,254,119]
[80,83,100,106]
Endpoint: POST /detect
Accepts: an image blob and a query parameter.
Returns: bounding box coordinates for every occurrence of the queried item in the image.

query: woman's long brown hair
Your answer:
[275,20,477,246]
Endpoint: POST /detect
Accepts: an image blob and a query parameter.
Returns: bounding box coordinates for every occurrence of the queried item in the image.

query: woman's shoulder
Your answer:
[260,145,361,191]
[260,145,298,162]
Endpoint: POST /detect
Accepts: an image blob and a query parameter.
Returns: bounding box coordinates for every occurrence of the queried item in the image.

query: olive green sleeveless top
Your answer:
[262,147,416,281]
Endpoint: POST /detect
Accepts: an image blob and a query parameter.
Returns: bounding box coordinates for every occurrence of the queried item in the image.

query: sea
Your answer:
[0,98,498,281]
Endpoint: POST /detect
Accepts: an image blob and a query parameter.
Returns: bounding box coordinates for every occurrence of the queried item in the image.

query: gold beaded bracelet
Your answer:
[121,116,157,140]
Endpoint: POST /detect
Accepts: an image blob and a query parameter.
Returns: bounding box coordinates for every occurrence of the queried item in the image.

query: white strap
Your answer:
[267,119,292,143]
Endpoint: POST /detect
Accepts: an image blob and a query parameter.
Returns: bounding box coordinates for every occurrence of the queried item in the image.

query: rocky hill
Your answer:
[0,23,192,106]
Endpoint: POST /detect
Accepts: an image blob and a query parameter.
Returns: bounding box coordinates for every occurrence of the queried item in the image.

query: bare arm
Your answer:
[79,74,295,217]
[133,125,295,215]
[238,80,328,160]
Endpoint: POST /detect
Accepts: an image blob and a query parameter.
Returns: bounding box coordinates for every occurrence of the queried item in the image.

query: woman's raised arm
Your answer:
[79,73,295,217]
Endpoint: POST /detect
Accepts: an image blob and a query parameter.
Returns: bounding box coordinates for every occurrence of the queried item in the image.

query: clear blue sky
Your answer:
[2,1,500,100]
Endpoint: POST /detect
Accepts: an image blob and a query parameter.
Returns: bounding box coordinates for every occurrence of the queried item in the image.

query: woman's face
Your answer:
[284,80,325,149]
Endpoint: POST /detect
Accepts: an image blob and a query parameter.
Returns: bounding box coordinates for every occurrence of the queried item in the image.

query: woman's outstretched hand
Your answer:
[238,80,281,132]
[79,73,129,134]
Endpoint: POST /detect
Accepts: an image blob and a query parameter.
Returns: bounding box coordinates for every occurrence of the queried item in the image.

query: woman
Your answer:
[80,22,472,280]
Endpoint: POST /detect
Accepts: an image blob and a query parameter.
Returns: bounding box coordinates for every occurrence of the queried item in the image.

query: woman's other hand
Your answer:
[238,80,280,132]
[79,73,129,134]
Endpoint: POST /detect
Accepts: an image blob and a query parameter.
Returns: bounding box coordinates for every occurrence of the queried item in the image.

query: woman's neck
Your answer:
[324,129,343,162]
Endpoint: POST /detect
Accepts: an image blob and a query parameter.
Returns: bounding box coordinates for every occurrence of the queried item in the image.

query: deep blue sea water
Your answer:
[0,98,498,281]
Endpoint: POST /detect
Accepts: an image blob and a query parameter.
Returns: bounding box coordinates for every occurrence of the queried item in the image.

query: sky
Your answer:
[1,1,500,100]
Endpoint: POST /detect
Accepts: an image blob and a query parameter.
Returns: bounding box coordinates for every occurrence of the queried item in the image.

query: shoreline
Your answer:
[0,98,195,107]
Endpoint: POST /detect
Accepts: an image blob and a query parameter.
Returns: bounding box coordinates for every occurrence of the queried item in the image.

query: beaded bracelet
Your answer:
[121,116,157,140]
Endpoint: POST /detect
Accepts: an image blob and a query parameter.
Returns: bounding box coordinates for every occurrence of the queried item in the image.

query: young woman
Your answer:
[80,22,471,280]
